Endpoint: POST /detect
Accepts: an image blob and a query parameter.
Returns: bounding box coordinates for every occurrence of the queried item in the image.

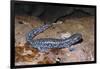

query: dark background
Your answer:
[14,1,95,23]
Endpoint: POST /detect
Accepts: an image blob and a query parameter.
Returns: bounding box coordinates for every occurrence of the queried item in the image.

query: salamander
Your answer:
[26,24,82,52]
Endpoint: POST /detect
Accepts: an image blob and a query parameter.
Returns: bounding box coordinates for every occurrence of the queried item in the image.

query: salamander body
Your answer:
[26,24,82,52]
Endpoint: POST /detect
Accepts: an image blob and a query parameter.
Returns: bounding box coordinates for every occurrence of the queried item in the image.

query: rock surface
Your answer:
[15,15,95,65]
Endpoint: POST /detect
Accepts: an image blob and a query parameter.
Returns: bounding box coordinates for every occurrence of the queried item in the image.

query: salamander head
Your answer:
[69,33,82,45]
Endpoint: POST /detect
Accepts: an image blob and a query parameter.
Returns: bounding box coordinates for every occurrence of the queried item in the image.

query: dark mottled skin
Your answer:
[26,24,82,52]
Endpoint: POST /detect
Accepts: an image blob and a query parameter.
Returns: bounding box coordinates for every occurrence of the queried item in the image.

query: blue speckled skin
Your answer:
[26,24,82,52]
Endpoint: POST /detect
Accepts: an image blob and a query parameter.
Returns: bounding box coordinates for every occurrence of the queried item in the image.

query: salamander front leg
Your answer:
[68,47,76,52]
[67,45,76,52]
